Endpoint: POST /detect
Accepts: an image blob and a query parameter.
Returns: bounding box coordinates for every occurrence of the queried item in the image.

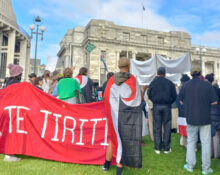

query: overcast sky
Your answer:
[12,0,220,64]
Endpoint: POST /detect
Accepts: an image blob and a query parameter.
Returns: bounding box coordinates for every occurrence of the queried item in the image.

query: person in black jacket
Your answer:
[205,73,220,159]
[148,67,177,154]
[179,67,218,174]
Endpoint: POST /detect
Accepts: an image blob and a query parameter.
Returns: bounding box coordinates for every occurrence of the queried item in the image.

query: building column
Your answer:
[201,59,206,76]
[115,51,120,72]
[214,62,218,82]
[6,30,16,77]
[19,39,27,80]
[64,55,70,68]
[132,52,136,59]
[0,32,2,52]
[26,46,31,78]
[0,32,2,75]
[218,62,220,85]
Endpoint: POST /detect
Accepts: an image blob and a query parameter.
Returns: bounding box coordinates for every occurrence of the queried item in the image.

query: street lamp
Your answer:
[195,47,206,74]
[29,16,46,74]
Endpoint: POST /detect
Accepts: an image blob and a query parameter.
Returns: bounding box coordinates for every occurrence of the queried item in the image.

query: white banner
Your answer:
[45,57,58,72]
[131,56,157,76]
[157,53,191,74]
[131,53,191,85]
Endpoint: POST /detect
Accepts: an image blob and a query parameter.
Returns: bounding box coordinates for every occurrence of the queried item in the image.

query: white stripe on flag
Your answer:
[178,117,187,126]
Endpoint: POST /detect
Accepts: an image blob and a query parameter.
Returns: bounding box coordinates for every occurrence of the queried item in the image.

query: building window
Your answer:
[14,58,19,65]
[141,35,147,42]
[2,35,8,46]
[123,32,130,41]
[136,53,152,61]
[158,36,164,44]
[0,53,7,79]
[160,55,167,58]
[15,41,20,53]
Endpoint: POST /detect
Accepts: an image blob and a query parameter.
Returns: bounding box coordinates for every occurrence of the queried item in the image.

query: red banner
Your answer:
[0,83,109,164]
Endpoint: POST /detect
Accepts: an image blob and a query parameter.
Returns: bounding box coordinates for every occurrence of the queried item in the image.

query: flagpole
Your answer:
[142,4,143,29]
[99,51,101,86]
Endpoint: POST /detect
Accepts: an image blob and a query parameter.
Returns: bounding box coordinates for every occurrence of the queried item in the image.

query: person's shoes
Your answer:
[202,168,213,175]
[171,128,177,133]
[4,155,21,162]
[164,148,172,154]
[184,164,193,173]
[155,150,161,154]
[102,165,109,172]
[102,160,111,172]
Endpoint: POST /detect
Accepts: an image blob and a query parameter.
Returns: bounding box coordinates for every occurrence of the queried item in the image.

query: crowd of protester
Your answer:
[1,59,220,175]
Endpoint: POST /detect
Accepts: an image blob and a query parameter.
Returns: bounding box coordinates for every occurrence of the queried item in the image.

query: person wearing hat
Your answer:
[3,64,23,162]
[148,67,177,154]
[4,64,23,87]
[179,66,218,174]
[28,73,37,85]
[103,57,142,175]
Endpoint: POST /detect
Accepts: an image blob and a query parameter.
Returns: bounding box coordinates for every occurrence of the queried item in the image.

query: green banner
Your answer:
[85,42,96,53]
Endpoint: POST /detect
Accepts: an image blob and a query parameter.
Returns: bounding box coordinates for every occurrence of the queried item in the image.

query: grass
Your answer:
[0,134,219,175]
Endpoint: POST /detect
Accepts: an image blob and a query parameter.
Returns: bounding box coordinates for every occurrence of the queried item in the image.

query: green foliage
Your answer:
[0,134,219,175]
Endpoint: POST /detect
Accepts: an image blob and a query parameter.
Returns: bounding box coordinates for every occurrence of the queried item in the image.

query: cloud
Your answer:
[29,8,48,18]
[30,43,60,64]
[41,0,180,32]
[19,0,220,62]
[192,31,220,48]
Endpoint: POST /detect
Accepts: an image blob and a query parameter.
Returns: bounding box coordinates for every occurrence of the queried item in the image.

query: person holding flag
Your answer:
[103,57,142,175]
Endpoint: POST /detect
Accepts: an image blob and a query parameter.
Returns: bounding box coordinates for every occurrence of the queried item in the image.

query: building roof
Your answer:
[0,0,19,30]
[0,0,30,39]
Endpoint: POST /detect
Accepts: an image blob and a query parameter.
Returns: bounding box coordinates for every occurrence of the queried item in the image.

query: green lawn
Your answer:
[0,134,219,175]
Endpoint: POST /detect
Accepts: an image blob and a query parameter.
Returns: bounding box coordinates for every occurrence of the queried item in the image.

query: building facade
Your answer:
[57,19,220,85]
[0,0,30,82]
[29,58,45,76]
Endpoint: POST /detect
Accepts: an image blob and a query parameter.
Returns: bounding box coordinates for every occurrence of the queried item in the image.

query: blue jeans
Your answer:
[186,124,211,172]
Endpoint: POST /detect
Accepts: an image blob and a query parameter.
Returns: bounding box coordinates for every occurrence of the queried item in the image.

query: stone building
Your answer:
[0,0,30,82]
[57,19,220,85]
[29,58,45,76]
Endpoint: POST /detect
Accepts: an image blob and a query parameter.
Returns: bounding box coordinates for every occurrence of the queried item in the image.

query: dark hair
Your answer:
[29,73,37,78]
[7,73,22,82]
[79,67,88,76]
[180,74,190,83]
[43,70,50,83]
[52,70,59,76]
[107,72,114,80]
[205,73,214,83]
[191,71,201,78]
[63,68,73,78]
[34,77,43,86]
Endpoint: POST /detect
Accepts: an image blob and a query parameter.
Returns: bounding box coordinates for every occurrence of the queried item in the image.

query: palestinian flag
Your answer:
[75,75,88,88]
[104,75,142,168]
[75,75,93,103]
[178,117,187,137]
